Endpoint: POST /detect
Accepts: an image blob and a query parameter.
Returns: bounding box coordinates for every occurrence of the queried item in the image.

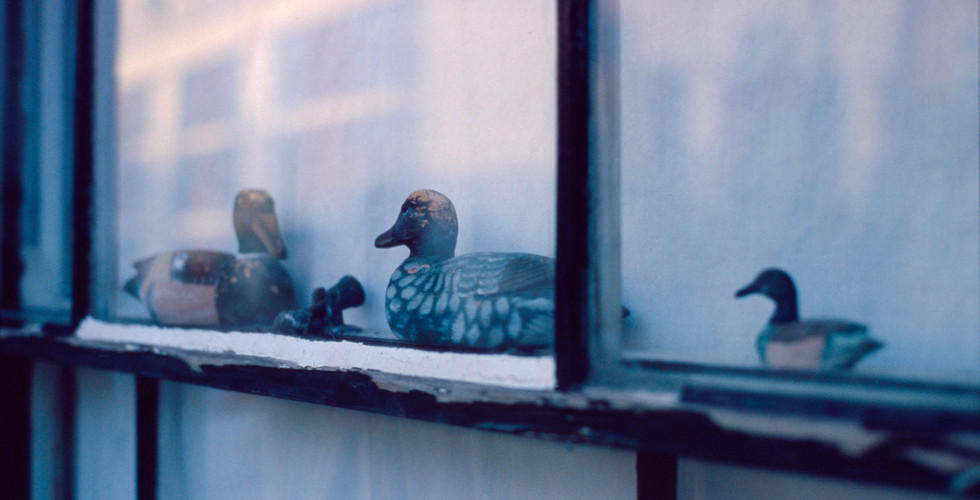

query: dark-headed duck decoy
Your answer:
[735,268,882,370]
[124,189,297,327]
[375,189,554,351]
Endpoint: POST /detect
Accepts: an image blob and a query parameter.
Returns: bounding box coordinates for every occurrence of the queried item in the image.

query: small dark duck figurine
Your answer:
[273,276,366,338]
[735,268,883,370]
[124,189,297,327]
[375,189,554,351]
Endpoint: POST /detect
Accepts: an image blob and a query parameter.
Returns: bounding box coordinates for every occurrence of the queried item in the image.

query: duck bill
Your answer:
[251,214,288,259]
[374,225,400,248]
[734,283,757,298]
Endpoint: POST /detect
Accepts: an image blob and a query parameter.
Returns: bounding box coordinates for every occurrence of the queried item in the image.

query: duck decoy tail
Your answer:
[827,335,884,370]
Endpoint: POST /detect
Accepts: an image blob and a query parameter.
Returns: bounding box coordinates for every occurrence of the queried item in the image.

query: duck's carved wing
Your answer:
[441,253,554,298]
[767,319,866,342]
[130,250,233,284]
[125,250,235,302]
[823,329,883,369]
[172,251,236,284]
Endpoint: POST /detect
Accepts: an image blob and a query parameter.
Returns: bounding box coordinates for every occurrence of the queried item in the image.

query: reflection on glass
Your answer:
[109,1,556,351]
[615,1,979,383]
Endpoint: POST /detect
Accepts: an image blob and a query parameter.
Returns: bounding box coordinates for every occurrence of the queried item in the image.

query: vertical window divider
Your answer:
[70,0,94,329]
[1,0,26,317]
[588,0,623,385]
[136,376,159,500]
[556,0,623,390]
[555,0,594,390]
[0,5,32,493]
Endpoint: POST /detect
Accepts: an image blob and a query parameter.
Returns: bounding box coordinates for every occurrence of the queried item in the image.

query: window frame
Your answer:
[1,0,978,497]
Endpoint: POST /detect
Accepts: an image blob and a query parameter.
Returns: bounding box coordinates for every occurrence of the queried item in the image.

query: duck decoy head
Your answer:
[375,189,458,260]
[736,268,800,324]
[233,189,288,259]
[735,268,796,300]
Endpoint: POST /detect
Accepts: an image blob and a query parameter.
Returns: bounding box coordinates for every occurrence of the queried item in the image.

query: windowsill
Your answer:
[73,317,556,390]
[2,320,978,497]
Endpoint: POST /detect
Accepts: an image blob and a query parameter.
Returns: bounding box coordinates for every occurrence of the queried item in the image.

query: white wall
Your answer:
[41,368,635,500]
[75,368,137,499]
[31,363,77,500]
[156,381,634,500]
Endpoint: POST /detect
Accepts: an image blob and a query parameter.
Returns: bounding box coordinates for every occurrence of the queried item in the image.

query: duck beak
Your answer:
[251,213,287,259]
[374,224,399,248]
[735,282,758,298]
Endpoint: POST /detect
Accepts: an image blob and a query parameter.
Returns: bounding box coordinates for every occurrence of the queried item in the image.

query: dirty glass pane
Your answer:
[612,1,979,384]
[4,0,75,321]
[102,0,557,353]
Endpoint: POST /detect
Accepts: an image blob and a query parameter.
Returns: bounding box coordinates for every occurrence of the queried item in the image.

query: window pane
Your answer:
[101,1,557,354]
[10,0,75,320]
[614,1,978,384]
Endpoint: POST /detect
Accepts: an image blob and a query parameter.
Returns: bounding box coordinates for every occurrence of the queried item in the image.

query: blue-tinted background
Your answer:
[618,1,979,383]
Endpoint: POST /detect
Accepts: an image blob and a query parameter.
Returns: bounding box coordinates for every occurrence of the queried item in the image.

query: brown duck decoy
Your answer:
[124,189,297,327]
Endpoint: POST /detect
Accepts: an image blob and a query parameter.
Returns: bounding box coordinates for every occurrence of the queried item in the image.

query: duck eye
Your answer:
[400,204,409,214]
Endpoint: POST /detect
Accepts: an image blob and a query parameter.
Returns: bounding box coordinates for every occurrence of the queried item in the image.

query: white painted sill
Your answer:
[74,317,557,390]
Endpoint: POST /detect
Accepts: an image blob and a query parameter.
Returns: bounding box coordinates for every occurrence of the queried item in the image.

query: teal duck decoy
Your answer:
[735,268,883,370]
[124,189,297,327]
[374,189,554,351]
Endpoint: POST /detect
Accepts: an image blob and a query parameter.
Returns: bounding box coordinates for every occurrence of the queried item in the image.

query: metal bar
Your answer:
[1,0,26,315]
[69,0,94,327]
[136,376,159,500]
[58,365,77,500]
[636,451,678,500]
[0,354,32,499]
[0,3,33,494]
[555,0,593,390]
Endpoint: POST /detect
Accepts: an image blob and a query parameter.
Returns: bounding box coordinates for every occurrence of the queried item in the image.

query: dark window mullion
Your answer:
[136,376,159,500]
[1,0,26,316]
[0,5,31,496]
[555,0,593,390]
[70,0,94,328]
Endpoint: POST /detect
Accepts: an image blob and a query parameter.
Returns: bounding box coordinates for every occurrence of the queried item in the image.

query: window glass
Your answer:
[104,0,557,353]
[614,1,978,384]
[10,0,75,320]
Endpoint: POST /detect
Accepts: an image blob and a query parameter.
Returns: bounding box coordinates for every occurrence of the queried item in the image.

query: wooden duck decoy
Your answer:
[374,189,555,351]
[124,189,297,327]
[735,268,882,370]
